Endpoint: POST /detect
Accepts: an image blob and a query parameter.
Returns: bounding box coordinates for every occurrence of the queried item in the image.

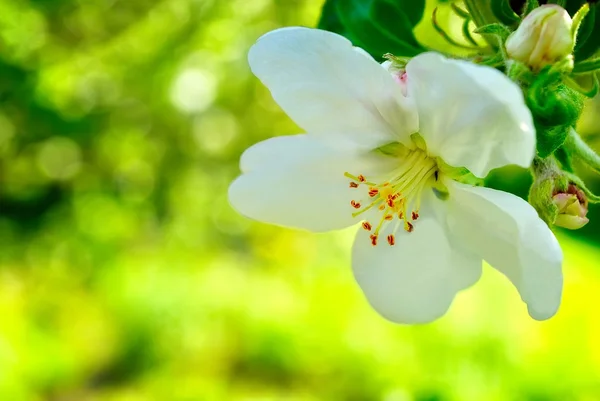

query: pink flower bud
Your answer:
[505,5,574,71]
[552,184,588,230]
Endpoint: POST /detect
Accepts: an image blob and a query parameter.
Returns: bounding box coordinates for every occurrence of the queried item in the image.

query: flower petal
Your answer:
[406,52,535,177]
[446,182,563,320]
[229,134,397,232]
[249,27,418,150]
[351,209,482,324]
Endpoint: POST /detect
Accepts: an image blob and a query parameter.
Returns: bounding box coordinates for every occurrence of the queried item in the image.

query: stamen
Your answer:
[345,148,437,245]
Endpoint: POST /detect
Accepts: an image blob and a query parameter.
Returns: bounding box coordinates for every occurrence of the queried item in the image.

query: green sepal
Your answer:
[572,3,600,62]
[528,175,560,225]
[526,70,584,156]
[526,70,584,128]
[563,172,600,203]
[573,57,600,74]
[528,156,569,225]
[521,0,540,17]
[535,124,571,158]
[571,3,590,42]
[473,22,512,40]
[564,73,599,98]
[506,59,535,84]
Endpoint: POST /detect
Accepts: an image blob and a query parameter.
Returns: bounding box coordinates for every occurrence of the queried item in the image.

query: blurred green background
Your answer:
[2,0,600,400]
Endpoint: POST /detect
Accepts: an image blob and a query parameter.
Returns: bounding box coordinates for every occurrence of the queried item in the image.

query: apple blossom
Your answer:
[229,27,563,323]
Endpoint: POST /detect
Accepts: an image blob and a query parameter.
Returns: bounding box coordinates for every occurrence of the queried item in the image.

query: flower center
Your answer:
[345,149,438,246]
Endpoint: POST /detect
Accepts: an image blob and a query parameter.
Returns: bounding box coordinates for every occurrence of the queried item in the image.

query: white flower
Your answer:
[229,27,563,323]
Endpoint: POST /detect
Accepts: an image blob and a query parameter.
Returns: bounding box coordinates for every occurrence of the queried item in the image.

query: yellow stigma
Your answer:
[346,148,438,246]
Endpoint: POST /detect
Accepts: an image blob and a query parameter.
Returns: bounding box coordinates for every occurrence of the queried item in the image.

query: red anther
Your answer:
[362,221,372,231]
[370,234,378,246]
[398,212,404,219]
[406,221,414,232]
[387,234,395,246]
[391,193,399,200]
[358,175,366,182]
[368,188,379,197]
[412,211,419,220]
[384,215,393,221]
[386,198,395,207]
[349,182,359,188]
[351,200,361,209]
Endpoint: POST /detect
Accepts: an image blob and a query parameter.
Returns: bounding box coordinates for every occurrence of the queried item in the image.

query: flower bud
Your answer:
[382,60,408,96]
[505,5,574,71]
[552,184,589,230]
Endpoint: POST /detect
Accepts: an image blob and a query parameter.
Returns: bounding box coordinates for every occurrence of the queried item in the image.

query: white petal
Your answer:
[249,27,419,151]
[239,133,336,174]
[446,182,563,320]
[229,135,397,232]
[406,52,535,178]
[351,210,482,324]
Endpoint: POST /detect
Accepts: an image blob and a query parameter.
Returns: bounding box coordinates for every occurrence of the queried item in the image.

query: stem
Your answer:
[565,127,600,174]
[531,154,560,177]
[463,0,499,47]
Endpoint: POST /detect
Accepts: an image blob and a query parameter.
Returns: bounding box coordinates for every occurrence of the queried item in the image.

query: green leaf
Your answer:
[491,0,520,25]
[317,0,426,60]
[318,0,348,34]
